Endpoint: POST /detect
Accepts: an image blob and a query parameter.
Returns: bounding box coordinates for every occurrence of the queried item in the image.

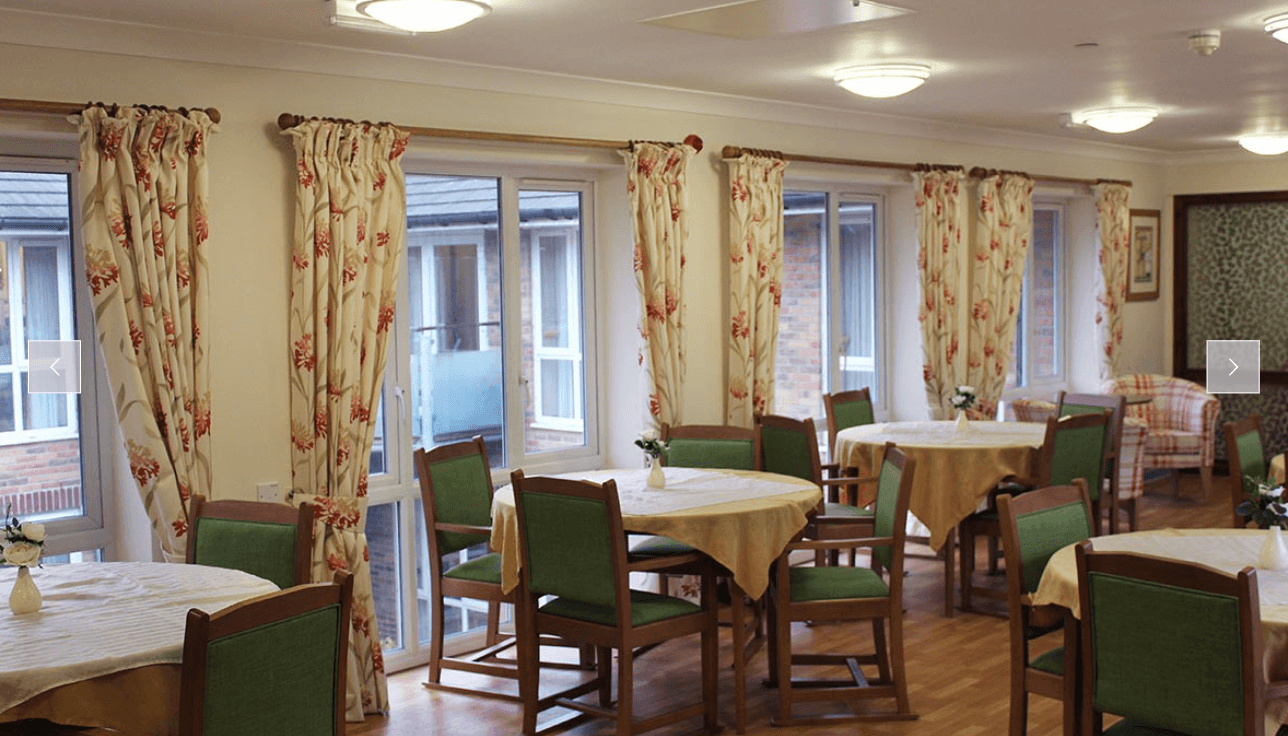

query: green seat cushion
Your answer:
[823,502,874,518]
[1028,647,1064,675]
[194,518,298,590]
[443,552,502,583]
[540,589,701,626]
[629,536,696,556]
[789,566,889,602]
[1103,720,1187,736]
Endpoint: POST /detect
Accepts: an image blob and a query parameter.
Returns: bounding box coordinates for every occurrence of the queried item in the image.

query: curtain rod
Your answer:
[277,113,703,152]
[721,145,1131,188]
[0,97,221,124]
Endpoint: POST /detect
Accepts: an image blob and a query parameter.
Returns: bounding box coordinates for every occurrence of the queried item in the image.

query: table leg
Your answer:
[942,527,956,618]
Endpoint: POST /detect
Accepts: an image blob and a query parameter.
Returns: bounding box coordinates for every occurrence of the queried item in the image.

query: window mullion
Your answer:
[498,176,524,469]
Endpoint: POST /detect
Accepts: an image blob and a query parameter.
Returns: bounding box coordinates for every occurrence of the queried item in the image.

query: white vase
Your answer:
[647,456,666,489]
[9,565,41,615]
[1261,526,1288,571]
[954,410,971,433]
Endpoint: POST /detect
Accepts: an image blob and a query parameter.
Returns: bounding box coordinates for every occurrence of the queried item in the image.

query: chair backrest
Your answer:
[660,423,761,470]
[415,436,495,559]
[1076,544,1262,736]
[185,495,314,589]
[997,481,1093,599]
[1036,412,1110,501]
[511,470,628,621]
[179,571,353,736]
[1102,374,1211,431]
[870,443,915,584]
[1056,391,1125,466]
[756,414,822,484]
[1224,415,1265,528]
[824,389,875,458]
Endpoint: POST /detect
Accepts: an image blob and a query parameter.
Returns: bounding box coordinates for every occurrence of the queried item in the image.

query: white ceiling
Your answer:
[4,0,1288,154]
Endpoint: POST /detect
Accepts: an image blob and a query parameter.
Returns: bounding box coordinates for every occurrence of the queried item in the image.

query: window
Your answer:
[0,162,111,558]
[777,188,884,426]
[365,164,600,673]
[1007,202,1064,390]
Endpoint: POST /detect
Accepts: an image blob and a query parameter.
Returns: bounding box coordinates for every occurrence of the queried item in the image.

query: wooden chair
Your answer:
[764,444,918,725]
[1075,543,1288,736]
[959,411,1109,613]
[996,481,1093,736]
[510,470,720,736]
[823,387,875,469]
[185,494,314,589]
[178,571,353,736]
[1055,391,1126,533]
[1225,415,1266,529]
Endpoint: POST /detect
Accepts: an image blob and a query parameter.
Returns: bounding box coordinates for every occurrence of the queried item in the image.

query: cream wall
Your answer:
[0,41,1174,556]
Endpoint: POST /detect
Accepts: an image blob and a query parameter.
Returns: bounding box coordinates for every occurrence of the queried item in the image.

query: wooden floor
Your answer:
[353,473,1231,736]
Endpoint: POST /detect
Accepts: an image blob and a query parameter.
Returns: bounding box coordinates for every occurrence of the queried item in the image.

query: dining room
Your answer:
[3,1,1288,735]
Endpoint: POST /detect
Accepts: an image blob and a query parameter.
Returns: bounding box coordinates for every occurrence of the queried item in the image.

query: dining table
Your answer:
[0,561,279,735]
[833,419,1047,616]
[1030,528,1288,732]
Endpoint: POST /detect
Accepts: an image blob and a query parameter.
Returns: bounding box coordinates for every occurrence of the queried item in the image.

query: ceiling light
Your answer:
[1265,13,1288,43]
[1239,133,1288,156]
[833,64,931,99]
[1069,107,1158,134]
[356,0,491,33]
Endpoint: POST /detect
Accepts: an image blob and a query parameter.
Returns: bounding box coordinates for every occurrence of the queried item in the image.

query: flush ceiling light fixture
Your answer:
[1239,133,1288,155]
[1265,13,1288,43]
[1069,106,1158,134]
[833,64,931,99]
[356,0,491,33]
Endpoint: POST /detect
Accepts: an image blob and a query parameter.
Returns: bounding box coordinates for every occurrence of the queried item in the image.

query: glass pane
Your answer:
[406,175,504,467]
[22,371,68,429]
[837,201,878,401]
[0,241,9,366]
[369,392,386,475]
[0,373,12,432]
[366,501,403,653]
[22,244,60,346]
[43,548,102,565]
[777,191,827,423]
[521,189,587,455]
[1031,207,1061,380]
[1007,290,1025,389]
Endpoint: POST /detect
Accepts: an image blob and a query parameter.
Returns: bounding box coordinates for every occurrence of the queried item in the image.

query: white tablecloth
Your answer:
[0,561,279,713]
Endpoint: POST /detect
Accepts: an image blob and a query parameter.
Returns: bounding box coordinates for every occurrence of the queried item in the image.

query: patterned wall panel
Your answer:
[1214,387,1288,462]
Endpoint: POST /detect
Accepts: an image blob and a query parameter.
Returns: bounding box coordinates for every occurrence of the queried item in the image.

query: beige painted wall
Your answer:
[0,41,1175,542]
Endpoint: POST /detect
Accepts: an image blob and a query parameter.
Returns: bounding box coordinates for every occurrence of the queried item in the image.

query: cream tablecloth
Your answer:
[0,561,278,732]
[834,420,1046,550]
[491,468,821,599]
[1270,454,1284,484]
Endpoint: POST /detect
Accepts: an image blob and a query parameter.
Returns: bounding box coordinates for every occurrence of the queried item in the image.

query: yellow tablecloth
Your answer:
[1030,528,1288,730]
[834,420,1046,551]
[491,468,821,599]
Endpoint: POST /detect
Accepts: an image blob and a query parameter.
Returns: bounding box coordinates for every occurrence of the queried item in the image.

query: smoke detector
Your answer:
[1188,29,1221,56]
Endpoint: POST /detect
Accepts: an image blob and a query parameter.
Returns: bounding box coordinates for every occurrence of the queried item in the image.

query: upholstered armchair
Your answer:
[1101,374,1221,499]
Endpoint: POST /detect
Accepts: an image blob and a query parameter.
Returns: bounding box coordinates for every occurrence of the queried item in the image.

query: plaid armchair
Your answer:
[1101,374,1221,498]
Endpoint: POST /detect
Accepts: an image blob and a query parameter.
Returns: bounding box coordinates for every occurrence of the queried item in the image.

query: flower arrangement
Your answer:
[1237,479,1288,529]
[634,429,668,460]
[950,385,976,412]
[1,506,46,568]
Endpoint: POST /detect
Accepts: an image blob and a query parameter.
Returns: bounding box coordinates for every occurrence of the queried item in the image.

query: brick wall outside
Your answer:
[0,437,82,517]
[774,213,826,424]
[365,501,401,652]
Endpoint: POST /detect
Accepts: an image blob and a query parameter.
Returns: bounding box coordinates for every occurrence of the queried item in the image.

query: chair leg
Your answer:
[765,583,780,688]
[1171,470,1180,498]
[1200,466,1214,501]
[702,572,720,734]
[872,618,891,684]
[943,527,956,618]
[486,601,501,647]
[987,535,1000,575]
[889,611,912,715]
[427,586,446,684]
[1008,624,1027,736]
[597,646,612,707]
[1089,499,1102,537]
[959,524,975,613]
[616,646,633,736]
[730,586,748,734]
[517,594,540,736]
[775,599,793,723]
[1125,498,1138,532]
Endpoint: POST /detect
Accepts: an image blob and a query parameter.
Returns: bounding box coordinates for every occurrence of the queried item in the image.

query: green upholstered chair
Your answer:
[185,495,314,589]
[1075,543,1288,736]
[510,470,719,736]
[823,387,875,469]
[1225,415,1266,530]
[765,443,917,725]
[1055,391,1126,533]
[178,571,353,736]
[960,411,1109,613]
[996,481,1094,736]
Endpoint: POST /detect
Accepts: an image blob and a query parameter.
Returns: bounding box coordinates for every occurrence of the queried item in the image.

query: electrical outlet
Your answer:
[256,481,280,504]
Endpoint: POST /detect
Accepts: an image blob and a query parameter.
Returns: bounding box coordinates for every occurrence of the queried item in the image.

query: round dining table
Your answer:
[1030,528,1288,732]
[0,561,279,735]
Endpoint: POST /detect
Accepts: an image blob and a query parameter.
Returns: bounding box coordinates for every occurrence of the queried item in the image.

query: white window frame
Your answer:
[1002,199,1068,400]
[529,224,583,432]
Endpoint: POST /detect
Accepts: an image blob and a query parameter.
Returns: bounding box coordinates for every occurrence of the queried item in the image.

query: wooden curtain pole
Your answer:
[0,97,221,124]
[277,113,703,152]
[722,144,1132,188]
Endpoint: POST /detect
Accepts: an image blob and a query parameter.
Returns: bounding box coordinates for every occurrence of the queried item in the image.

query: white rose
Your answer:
[958,385,975,394]
[641,429,659,442]
[4,541,41,567]
[20,523,45,543]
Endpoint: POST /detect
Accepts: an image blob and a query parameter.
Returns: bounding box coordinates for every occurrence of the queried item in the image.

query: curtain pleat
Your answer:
[913,168,968,419]
[78,106,214,561]
[1094,182,1132,380]
[285,119,409,720]
[724,153,787,427]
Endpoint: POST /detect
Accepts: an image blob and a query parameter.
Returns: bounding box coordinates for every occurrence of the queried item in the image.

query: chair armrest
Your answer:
[819,476,877,487]
[1265,680,1288,699]
[627,552,706,573]
[436,522,493,536]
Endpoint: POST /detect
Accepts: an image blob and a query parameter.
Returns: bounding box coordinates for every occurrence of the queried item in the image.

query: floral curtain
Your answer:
[725,152,788,427]
[78,106,214,561]
[964,171,1034,419]
[623,141,696,428]
[913,166,968,419]
[285,120,409,720]
[1094,182,1132,381]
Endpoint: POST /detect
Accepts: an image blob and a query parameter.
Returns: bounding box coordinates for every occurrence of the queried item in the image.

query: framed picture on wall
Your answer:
[1126,209,1160,302]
